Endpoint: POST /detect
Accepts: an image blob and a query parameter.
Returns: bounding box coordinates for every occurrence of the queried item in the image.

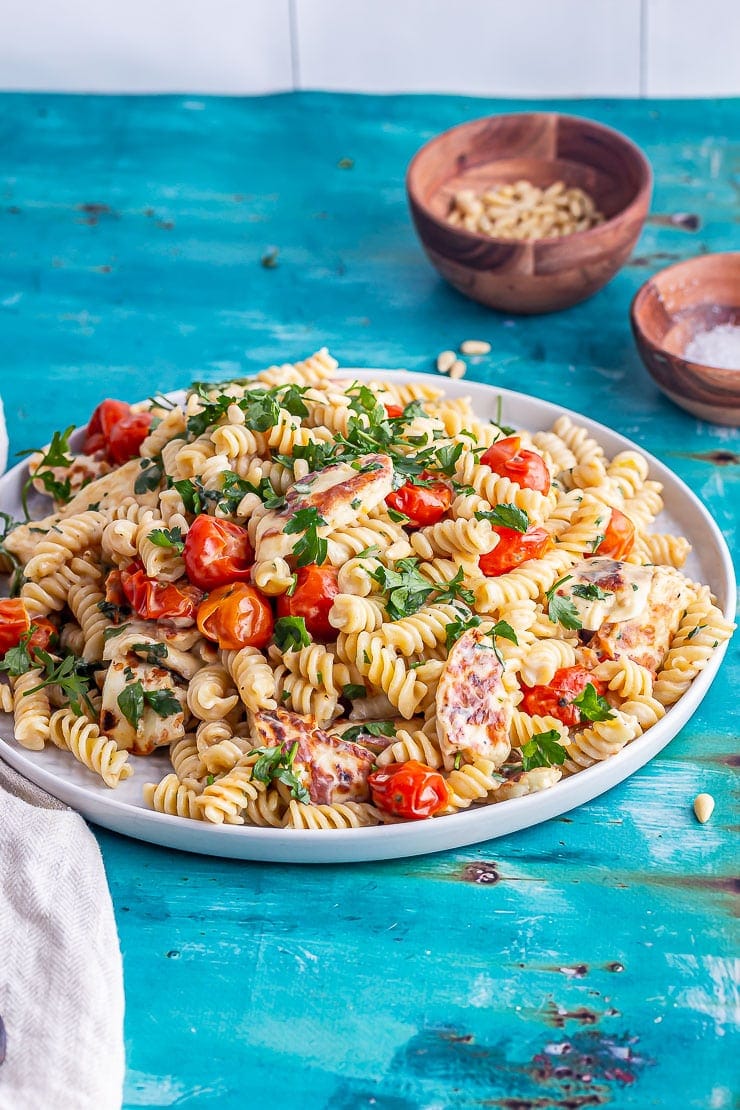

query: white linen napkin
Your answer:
[0,760,124,1110]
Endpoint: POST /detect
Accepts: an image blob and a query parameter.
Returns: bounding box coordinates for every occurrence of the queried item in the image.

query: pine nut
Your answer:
[436,350,457,374]
[448,359,467,380]
[447,179,603,242]
[693,793,715,824]
[460,340,491,356]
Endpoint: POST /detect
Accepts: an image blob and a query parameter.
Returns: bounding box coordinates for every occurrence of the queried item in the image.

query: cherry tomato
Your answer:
[386,471,453,527]
[104,568,127,612]
[277,565,339,641]
[28,618,57,653]
[197,583,273,650]
[478,525,553,577]
[0,599,31,656]
[183,515,254,591]
[83,399,130,456]
[520,666,607,728]
[384,403,404,419]
[107,411,153,464]
[368,760,449,820]
[590,509,635,561]
[481,435,551,494]
[120,560,202,623]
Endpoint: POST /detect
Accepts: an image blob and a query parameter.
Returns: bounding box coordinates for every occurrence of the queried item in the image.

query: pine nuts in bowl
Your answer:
[406,112,652,315]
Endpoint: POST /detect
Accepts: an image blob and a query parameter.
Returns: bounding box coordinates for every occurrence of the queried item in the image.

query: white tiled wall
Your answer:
[1,0,738,96]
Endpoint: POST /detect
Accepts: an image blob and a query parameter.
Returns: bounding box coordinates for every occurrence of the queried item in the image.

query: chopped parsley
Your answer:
[546,576,582,631]
[19,426,76,515]
[249,741,309,803]
[571,583,610,601]
[341,683,367,700]
[444,610,482,650]
[520,729,567,771]
[117,681,181,731]
[24,650,96,717]
[273,616,311,653]
[147,526,185,554]
[134,458,163,494]
[341,721,395,744]
[572,683,615,723]
[130,641,169,665]
[284,507,328,568]
[475,503,529,533]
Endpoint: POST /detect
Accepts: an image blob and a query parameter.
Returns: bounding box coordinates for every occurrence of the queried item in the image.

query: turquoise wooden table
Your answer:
[1,92,738,1109]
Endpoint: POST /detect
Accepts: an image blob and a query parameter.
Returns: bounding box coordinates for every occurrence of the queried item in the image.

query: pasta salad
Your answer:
[0,350,734,830]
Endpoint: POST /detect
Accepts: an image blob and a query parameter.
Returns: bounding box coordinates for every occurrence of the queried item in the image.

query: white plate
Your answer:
[0,372,735,863]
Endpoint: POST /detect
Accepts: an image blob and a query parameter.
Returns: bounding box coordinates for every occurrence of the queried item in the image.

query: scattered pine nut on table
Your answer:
[460,340,491,355]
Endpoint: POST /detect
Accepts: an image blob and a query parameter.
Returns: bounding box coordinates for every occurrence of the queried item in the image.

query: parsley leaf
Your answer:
[134,458,163,494]
[250,741,310,803]
[341,683,367,700]
[545,577,581,631]
[20,426,76,515]
[0,629,35,676]
[341,721,396,744]
[273,616,311,652]
[172,478,202,515]
[571,583,610,601]
[478,620,518,667]
[147,527,185,554]
[284,507,328,567]
[370,558,434,621]
[572,683,615,723]
[25,651,96,717]
[475,503,529,533]
[131,641,168,664]
[444,611,482,651]
[520,729,567,771]
[117,681,181,730]
[431,566,475,608]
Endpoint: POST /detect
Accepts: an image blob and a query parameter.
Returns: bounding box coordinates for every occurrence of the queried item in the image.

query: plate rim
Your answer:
[0,370,735,863]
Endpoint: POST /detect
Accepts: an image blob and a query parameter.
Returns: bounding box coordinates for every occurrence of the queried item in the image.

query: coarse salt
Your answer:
[684,323,740,370]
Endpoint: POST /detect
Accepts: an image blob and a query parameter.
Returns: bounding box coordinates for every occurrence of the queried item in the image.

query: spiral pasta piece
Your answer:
[49,707,132,786]
[195,762,263,824]
[186,664,239,721]
[563,711,640,773]
[444,758,503,811]
[12,669,52,750]
[143,774,202,819]
[223,648,277,712]
[285,800,382,829]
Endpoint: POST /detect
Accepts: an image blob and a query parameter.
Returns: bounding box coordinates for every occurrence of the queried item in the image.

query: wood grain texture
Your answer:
[0,92,738,1110]
[406,113,652,313]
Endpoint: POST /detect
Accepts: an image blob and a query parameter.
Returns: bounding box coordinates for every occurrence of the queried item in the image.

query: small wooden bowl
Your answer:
[631,253,740,426]
[406,112,652,314]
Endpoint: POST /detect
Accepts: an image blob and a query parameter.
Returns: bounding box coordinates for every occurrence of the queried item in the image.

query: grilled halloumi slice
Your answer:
[593,564,694,674]
[102,619,202,680]
[555,557,694,673]
[251,708,373,804]
[254,453,394,564]
[435,627,514,771]
[100,652,187,754]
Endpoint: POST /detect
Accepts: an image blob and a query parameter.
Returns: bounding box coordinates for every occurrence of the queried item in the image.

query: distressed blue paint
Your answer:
[0,92,738,1110]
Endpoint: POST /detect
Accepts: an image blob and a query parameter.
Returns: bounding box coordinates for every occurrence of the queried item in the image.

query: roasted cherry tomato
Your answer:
[183,515,254,591]
[520,666,608,728]
[481,435,551,494]
[0,599,31,656]
[104,568,127,612]
[83,399,130,455]
[107,411,153,464]
[590,508,635,561]
[277,564,339,641]
[385,471,453,527]
[478,525,553,577]
[368,760,449,820]
[197,583,273,650]
[120,560,202,623]
[28,618,57,653]
[384,403,404,419]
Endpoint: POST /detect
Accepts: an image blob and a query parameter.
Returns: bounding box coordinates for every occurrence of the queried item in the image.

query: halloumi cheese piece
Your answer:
[100,652,187,754]
[251,708,373,804]
[102,619,202,680]
[254,453,393,564]
[556,557,653,631]
[435,627,514,770]
[593,564,694,673]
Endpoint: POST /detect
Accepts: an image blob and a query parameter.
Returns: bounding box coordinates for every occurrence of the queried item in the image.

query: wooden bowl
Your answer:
[406,112,652,314]
[631,253,740,426]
